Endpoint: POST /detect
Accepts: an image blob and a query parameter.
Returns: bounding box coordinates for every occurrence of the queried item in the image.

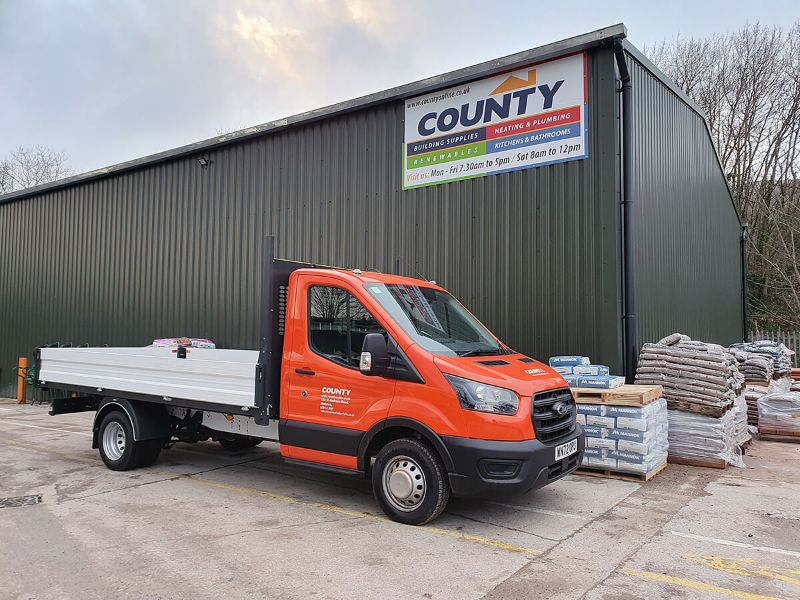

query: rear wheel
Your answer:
[372,438,450,525]
[98,410,164,470]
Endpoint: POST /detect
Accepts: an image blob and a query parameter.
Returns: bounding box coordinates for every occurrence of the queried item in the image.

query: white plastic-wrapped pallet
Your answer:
[733,395,749,445]
[579,398,668,475]
[667,409,745,467]
[758,392,800,434]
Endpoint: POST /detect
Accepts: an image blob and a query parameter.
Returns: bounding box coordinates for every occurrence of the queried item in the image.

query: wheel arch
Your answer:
[92,398,170,448]
[357,417,455,473]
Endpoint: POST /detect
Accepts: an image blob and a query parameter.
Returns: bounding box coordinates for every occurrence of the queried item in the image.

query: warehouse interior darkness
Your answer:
[0,23,744,398]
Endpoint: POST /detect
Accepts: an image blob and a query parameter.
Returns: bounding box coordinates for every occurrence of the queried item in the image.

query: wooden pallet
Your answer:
[745,380,770,387]
[759,434,800,444]
[666,399,732,418]
[758,427,800,443]
[667,454,728,469]
[571,384,662,406]
[574,461,666,482]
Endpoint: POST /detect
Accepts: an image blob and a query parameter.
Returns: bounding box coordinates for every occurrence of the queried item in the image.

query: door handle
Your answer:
[294,368,316,376]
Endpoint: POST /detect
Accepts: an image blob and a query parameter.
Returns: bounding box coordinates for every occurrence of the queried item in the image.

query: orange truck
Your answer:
[38,246,584,525]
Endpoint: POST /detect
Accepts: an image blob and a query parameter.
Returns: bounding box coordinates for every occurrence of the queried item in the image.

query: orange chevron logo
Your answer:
[491,69,537,95]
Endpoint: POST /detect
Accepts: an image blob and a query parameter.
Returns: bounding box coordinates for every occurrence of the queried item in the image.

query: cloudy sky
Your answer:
[1,0,797,174]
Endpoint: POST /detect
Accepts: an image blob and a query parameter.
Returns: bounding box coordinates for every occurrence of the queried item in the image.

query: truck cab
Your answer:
[277,268,583,524]
[38,261,583,526]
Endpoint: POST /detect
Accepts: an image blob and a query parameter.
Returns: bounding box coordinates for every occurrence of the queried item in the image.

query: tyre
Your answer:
[218,435,260,451]
[372,438,450,525]
[98,411,139,471]
[135,439,164,468]
[98,411,164,470]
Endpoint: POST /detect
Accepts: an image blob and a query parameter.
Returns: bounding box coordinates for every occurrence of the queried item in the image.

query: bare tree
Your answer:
[0,145,73,195]
[648,22,800,329]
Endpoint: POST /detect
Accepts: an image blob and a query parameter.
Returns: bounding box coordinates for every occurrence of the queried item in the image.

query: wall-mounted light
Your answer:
[197,156,209,168]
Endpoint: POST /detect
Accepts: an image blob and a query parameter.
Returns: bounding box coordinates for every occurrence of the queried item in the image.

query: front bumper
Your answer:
[442,425,584,498]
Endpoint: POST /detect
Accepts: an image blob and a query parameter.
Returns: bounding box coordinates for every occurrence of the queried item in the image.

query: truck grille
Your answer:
[532,388,576,444]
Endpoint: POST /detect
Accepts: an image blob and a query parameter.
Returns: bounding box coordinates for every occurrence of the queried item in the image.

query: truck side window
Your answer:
[309,286,386,368]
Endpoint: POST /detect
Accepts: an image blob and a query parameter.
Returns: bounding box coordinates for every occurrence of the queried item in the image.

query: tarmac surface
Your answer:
[1,397,799,599]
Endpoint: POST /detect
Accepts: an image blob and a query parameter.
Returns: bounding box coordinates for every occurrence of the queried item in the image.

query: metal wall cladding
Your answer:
[627,52,744,349]
[0,48,622,398]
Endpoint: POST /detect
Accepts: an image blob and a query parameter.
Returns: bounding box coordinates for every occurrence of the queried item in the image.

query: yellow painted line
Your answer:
[620,568,781,600]
[684,554,800,587]
[156,471,542,556]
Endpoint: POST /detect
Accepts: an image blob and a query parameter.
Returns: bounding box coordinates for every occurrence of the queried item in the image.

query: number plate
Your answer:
[555,438,578,461]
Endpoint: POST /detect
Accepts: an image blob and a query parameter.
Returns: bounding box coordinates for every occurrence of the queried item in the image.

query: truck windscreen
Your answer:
[365,283,505,356]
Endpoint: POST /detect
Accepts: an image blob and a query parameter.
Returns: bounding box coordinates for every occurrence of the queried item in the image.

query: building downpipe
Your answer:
[741,224,749,341]
[613,39,637,383]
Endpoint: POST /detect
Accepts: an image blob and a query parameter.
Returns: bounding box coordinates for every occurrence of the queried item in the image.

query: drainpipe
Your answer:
[613,39,637,383]
[741,224,748,341]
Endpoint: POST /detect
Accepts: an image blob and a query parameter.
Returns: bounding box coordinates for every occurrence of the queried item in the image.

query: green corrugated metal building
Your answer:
[0,24,744,398]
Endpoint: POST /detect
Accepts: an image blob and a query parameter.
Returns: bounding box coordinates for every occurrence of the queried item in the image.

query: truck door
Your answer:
[284,281,396,432]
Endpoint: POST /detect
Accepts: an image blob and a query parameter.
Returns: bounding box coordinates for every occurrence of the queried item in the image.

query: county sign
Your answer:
[403,52,587,189]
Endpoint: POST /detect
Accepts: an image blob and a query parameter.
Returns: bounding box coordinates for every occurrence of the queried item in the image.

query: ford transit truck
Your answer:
[37,245,584,525]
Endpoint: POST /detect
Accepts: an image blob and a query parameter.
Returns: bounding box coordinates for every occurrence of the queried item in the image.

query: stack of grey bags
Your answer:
[635,333,744,415]
[730,340,794,376]
[758,392,800,434]
[666,409,745,467]
[730,348,774,382]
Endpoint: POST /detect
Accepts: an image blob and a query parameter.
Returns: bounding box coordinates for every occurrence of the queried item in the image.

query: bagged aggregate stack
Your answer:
[667,409,745,467]
[730,340,794,376]
[635,333,744,416]
[578,398,668,476]
[744,384,769,426]
[730,348,773,382]
[757,392,800,435]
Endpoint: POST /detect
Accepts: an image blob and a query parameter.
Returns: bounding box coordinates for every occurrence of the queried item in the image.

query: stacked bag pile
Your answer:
[730,340,794,376]
[635,333,743,415]
[635,333,745,467]
[577,398,668,476]
[549,356,625,389]
[730,349,773,382]
[743,384,769,426]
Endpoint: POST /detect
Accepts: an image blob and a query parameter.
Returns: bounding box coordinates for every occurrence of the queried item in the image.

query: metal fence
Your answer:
[749,330,800,367]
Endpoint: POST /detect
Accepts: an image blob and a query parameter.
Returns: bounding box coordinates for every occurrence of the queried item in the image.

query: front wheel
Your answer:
[372,438,450,525]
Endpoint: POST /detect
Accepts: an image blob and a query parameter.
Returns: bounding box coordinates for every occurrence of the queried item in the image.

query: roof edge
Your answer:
[1,23,627,205]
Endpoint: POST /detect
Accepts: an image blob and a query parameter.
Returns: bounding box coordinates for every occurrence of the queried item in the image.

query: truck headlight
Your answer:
[444,374,519,415]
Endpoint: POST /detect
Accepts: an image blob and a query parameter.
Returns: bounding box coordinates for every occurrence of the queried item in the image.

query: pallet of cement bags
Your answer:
[575,394,668,481]
[758,392,800,442]
[635,333,743,417]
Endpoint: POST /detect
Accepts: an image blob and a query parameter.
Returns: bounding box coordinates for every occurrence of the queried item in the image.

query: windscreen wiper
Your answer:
[458,348,503,357]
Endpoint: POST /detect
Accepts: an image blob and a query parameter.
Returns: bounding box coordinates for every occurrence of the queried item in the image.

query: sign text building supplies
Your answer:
[403,53,588,189]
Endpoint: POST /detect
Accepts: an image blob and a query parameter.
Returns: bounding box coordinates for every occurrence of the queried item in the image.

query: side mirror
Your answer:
[360,333,390,376]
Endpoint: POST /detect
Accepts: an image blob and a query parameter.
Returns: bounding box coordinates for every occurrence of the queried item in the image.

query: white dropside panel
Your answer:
[38,347,261,407]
